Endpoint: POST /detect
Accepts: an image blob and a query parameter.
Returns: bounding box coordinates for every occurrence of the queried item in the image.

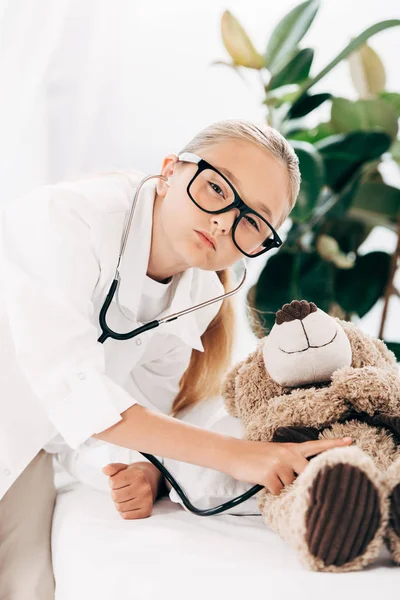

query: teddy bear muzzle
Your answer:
[262,300,352,387]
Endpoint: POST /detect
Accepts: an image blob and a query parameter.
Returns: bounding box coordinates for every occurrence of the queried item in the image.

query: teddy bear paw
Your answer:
[389,483,400,563]
[305,463,381,569]
[384,458,400,564]
[290,447,389,572]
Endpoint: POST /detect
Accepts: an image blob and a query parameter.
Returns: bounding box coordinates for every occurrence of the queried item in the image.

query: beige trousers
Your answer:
[0,450,56,600]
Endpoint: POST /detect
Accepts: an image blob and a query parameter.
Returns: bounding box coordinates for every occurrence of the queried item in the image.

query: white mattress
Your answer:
[52,473,398,600]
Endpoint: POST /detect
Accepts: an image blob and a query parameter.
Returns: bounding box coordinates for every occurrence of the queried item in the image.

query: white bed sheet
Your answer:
[52,472,398,600]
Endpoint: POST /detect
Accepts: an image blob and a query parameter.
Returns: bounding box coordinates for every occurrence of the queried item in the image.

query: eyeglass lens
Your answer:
[189,169,273,255]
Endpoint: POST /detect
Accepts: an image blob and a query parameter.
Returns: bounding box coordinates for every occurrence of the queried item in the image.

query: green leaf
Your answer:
[253,250,335,334]
[315,131,392,192]
[348,43,386,97]
[384,342,400,361]
[316,217,374,254]
[221,11,264,69]
[264,0,320,74]
[331,97,398,139]
[323,168,364,220]
[287,121,334,143]
[267,48,314,90]
[350,182,400,223]
[289,140,325,222]
[291,19,400,104]
[299,253,336,311]
[252,251,295,332]
[263,85,301,108]
[335,251,391,317]
[288,92,332,119]
[378,91,400,118]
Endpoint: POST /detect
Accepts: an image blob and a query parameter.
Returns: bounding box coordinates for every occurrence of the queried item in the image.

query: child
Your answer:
[0,119,352,598]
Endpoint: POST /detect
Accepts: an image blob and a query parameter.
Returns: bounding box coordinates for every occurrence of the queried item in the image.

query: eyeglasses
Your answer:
[177,152,282,258]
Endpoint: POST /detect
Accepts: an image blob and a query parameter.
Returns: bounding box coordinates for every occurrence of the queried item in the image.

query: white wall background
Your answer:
[0,0,399,362]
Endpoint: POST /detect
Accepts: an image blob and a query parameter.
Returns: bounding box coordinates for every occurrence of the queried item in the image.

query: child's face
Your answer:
[155,139,291,272]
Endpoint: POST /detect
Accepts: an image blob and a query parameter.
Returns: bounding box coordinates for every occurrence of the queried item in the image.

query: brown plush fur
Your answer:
[221,315,400,572]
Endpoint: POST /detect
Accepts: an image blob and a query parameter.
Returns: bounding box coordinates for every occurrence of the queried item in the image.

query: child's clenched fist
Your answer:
[102,462,164,519]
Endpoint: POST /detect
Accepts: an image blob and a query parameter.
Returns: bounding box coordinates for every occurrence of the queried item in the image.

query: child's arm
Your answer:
[93,403,235,474]
[93,402,353,496]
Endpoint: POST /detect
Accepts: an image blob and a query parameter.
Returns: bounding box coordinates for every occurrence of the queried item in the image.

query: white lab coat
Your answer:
[0,168,224,500]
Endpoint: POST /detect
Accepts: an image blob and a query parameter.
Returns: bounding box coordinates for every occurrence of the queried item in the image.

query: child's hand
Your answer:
[102,462,162,519]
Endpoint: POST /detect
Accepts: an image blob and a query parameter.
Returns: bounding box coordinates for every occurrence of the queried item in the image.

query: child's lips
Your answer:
[195,230,216,250]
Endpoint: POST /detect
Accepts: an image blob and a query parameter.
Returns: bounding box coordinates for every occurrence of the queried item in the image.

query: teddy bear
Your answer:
[221,299,400,573]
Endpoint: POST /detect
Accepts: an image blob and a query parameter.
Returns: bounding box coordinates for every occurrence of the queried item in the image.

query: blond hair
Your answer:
[169,118,301,418]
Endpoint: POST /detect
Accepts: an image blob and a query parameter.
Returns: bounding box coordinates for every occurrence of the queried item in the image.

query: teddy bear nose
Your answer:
[275,300,317,325]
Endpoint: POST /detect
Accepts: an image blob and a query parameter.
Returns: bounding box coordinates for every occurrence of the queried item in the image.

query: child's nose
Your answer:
[210,207,239,234]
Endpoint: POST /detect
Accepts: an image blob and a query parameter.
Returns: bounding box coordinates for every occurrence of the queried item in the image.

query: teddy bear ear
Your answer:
[371,336,398,368]
[335,317,397,369]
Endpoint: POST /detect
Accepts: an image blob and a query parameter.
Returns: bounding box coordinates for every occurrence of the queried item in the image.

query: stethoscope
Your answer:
[97,174,263,515]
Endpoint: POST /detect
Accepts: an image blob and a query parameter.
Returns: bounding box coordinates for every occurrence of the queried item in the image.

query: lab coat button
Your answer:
[3,469,11,476]
[135,338,142,346]
[77,372,86,380]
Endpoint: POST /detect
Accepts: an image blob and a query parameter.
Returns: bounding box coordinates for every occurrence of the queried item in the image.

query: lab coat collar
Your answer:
[117,176,223,352]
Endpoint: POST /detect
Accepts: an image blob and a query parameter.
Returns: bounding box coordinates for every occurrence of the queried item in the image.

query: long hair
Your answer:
[168,118,301,418]
[169,267,236,418]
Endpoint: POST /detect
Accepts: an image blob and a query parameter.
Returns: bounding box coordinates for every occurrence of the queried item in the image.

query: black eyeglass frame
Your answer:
[177,152,282,258]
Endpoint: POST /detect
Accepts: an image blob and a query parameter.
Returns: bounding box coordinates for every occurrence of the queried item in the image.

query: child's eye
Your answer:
[209,182,224,197]
[244,215,260,231]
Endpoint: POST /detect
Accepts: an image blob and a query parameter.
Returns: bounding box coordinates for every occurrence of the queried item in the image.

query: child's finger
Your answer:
[112,484,138,503]
[299,437,353,458]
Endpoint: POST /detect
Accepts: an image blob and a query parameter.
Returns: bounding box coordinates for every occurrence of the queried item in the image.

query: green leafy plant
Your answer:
[216,1,400,358]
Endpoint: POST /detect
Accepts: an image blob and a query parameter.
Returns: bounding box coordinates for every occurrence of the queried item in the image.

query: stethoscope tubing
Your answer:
[96,173,264,515]
[141,451,263,516]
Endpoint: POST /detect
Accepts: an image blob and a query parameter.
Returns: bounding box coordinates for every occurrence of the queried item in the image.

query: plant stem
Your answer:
[379,216,400,339]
